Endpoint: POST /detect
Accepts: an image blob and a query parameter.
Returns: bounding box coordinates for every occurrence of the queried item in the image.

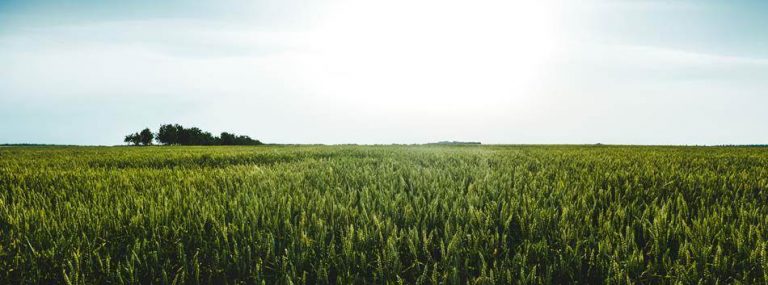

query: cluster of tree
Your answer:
[427,141,482,145]
[124,128,154,146]
[124,124,262,146]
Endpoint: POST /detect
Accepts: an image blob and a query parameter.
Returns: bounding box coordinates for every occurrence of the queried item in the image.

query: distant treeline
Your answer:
[124,124,262,146]
[716,144,768,147]
[426,141,482,145]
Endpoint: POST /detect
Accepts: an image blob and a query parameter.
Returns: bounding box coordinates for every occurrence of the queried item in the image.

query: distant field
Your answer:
[1,145,767,284]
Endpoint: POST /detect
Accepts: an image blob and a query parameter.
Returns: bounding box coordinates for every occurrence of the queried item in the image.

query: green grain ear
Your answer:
[1,145,766,283]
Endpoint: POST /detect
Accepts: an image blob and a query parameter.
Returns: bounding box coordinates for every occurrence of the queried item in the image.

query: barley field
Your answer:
[1,145,767,284]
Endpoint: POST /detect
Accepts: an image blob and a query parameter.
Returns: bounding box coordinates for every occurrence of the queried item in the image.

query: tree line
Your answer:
[124,124,263,146]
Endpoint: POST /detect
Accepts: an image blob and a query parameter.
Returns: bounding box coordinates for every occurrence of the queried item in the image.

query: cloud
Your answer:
[547,42,768,85]
[618,45,768,66]
[0,19,311,58]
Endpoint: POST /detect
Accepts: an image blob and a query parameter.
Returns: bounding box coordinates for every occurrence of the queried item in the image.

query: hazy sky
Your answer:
[1,0,767,145]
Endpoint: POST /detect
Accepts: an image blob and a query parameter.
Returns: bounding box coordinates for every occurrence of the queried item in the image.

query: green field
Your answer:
[1,145,767,284]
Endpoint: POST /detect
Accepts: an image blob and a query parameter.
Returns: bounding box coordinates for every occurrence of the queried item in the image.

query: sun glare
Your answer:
[305,0,560,115]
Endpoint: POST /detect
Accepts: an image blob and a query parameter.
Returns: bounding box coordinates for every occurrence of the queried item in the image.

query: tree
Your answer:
[139,128,154,146]
[126,123,264,146]
[124,133,140,146]
[220,132,236,145]
[234,135,262,145]
[157,124,181,145]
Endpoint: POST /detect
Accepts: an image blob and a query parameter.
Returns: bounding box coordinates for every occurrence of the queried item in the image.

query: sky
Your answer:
[1,0,767,145]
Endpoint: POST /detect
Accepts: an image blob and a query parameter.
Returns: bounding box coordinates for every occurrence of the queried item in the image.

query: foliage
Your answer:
[139,128,154,146]
[152,124,262,146]
[156,124,180,145]
[220,132,262,146]
[123,133,140,146]
[124,128,155,146]
[1,145,767,284]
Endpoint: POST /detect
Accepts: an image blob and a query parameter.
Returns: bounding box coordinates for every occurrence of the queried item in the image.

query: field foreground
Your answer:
[1,145,767,284]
